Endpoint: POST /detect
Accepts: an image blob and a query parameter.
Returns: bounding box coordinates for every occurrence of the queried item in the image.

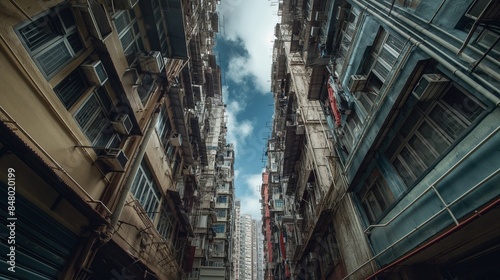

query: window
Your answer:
[17,5,83,78]
[212,223,226,234]
[342,109,363,150]
[54,68,89,109]
[156,104,173,156]
[360,167,395,223]
[216,209,227,218]
[274,199,284,209]
[216,195,227,204]
[157,204,176,241]
[74,87,117,147]
[386,85,486,187]
[365,28,405,83]
[113,10,144,65]
[131,160,161,220]
[337,10,358,71]
[218,183,229,192]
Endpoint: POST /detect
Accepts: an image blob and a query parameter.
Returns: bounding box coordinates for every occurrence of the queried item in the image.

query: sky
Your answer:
[215,0,279,219]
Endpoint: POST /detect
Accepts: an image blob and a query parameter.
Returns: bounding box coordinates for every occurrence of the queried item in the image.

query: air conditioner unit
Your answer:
[310,26,320,37]
[169,133,182,146]
[111,114,133,135]
[412,74,450,101]
[75,0,112,41]
[81,60,108,86]
[138,51,165,74]
[96,149,128,172]
[347,75,367,92]
[114,0,139,10]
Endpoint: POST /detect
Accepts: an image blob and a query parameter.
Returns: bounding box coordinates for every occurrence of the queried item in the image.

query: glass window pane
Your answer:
[408,134,437,167]
[393,157,415,186]
[19,17,58,51]
[418,121,450,154]
[54,69,88,109]
[75,95,100,129]
[114,12,128,34]
[67,32,83,54]
[37,41,71,76]
[442,88,485,123]
[400,146,425,178]
[379,46,397,66]
[59,7,76,29]
[429,105,465,141]
[400,110,422,138]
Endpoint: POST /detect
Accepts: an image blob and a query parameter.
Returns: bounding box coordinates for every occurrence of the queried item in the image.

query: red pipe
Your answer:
[366,198,500,279]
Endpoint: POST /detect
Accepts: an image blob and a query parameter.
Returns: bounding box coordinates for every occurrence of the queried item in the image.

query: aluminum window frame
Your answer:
[130,160,162,221]
[16,4,84,79]
[113,10,144,65]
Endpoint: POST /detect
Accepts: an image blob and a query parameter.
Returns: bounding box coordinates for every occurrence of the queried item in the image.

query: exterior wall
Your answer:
[0,0,225,279]
[269,0,500,279]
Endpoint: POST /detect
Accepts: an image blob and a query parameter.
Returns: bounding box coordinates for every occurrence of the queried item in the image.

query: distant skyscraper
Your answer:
[239,214,253,280]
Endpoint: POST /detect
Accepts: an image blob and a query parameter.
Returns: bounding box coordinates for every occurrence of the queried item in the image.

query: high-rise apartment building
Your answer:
[265,0,500,279]
[255,219,265,280]
[0,0,234,279]
[238,214,254,280]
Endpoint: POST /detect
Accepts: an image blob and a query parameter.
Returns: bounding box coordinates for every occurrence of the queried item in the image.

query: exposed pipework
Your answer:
[108,101,163,230]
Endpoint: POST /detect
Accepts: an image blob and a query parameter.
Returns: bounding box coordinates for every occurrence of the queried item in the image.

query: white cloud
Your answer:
[224,97,254,156]
[218,0,279,92]
[239,172,264,219]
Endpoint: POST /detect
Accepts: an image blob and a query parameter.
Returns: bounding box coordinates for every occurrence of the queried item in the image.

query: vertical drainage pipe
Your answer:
[109,105,162,229]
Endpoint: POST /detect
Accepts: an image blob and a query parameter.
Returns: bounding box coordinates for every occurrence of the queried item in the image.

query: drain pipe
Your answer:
[108,101,163,230]
[351,0,500,107]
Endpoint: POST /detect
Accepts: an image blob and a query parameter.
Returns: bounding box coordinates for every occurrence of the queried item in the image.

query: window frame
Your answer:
[386,84,486,188]
[113,9,144,65]
[157,204,177,241]
[130,160,162,220]
[16,4,84,79]
[73,87,117,148]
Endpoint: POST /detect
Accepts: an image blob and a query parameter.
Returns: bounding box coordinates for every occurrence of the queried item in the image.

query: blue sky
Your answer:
[215,0,279,218]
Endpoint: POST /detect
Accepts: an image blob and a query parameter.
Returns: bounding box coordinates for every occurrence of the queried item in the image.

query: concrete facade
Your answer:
[266,0,500,279]
[0,0,234,279]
